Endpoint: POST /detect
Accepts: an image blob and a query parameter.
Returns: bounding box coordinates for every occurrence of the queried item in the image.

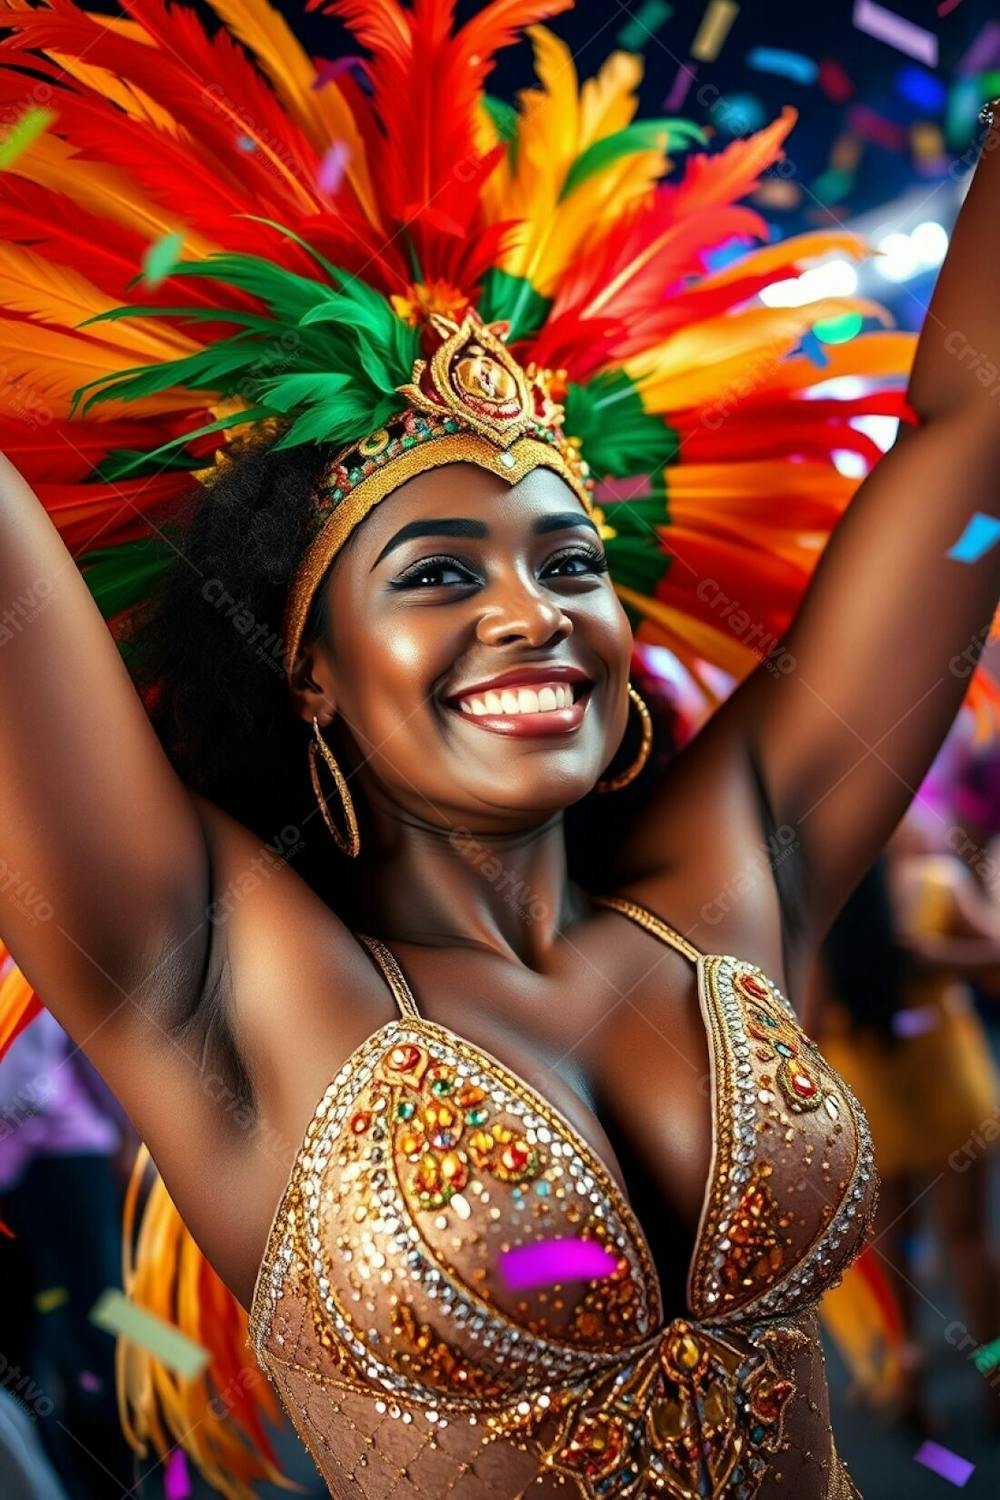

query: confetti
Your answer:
[830,133,864,172]
[142,231,184,289]
[34,1285,69,1314]
[895,65,946,113]
[818,58,854,103]
[910,121,946,160]
[972,1335,1000,1371]
[89,1289,210,1380]
[810,166,855,202]
[317,140,350,196]
[311,55,367,90]
[77,1370,104,1393]
[164,1448,191,1500]
[235,133,256,151]
[0,1215,16,1238]
[846,104,907,152]
[498,1238,620,1291]
[0,105,56,171]
[813,312,864,345]
[891,1005,938,1038]
[914,1440,975,1487]
[799,330,830,368]
[946,513,1000,564]
[691,1,739,65]
[745,48,818,86]
[752,178,802,208]
[616,0,673,52]
[853,1,938,68]
[664,61,698,113]
[958,22,1000,79]
[937,0,965,15]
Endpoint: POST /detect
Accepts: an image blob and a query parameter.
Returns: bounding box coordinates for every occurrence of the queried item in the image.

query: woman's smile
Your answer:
[443,664,595,737]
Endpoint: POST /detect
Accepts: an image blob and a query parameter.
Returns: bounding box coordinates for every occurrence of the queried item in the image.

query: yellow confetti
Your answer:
[691,1,740,63]
[89,1289,210,1380]
[0,106,56,171]
[34,1285,69,1314]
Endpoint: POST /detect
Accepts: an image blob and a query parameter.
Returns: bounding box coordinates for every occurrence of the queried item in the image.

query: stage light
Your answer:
[910,220,949,267]
[875,231,919,280]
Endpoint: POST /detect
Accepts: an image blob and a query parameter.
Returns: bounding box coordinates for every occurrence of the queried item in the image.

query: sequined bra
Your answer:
[247,895,878,1499]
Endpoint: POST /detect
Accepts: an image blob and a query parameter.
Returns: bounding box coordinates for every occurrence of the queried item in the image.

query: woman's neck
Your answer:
[349,807,587,969]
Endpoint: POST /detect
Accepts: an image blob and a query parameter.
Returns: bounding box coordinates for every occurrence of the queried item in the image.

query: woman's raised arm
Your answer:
[0,450,212,1054]
[711,125,1000,945]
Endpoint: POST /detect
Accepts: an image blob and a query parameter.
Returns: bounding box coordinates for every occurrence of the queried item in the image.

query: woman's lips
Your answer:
[445,685,593,737]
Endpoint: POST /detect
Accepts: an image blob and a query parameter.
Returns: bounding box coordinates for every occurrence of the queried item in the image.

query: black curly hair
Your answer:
[123,428,682,927]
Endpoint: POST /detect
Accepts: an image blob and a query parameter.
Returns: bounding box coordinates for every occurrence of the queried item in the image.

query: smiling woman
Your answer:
[1,0,999,1497]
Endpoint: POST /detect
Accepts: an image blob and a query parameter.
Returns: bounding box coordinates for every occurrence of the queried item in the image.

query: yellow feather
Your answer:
[758,331,919,395]
[619,582,757,678]
[625,297,895,411]
[697,229,879,292]
[0,243,200,360]
[203,0,381,230]
[12,131,219,255]
[578,48,643,150]
[488,26,666,294]
[0,319,206,420]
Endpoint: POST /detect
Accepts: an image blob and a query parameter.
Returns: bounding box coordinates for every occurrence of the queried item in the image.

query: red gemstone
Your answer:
[349,1110,371,1134]
[791,1070,817,1097]
[740,973,770,999]
[386,1043,422,1073]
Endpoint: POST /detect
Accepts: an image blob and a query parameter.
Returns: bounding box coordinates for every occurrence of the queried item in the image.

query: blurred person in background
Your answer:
[0,993,140,1500]
[809,796,1000,1433]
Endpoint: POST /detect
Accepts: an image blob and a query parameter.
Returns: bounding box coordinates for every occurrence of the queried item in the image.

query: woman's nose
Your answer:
[475,575,573,649]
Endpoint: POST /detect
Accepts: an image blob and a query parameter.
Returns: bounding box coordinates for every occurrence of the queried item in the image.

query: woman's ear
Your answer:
[286,636,338,728]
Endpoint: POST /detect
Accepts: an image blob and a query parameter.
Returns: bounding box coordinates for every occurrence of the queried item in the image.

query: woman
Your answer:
[1,1,1000,1496]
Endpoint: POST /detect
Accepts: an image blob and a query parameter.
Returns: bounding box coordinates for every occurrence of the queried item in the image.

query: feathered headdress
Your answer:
[0,0,995,1493]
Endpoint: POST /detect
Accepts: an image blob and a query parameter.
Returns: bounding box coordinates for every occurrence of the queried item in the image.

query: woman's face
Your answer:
[303,463,633,832]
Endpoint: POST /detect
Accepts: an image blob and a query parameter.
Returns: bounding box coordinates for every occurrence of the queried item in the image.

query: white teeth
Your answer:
[456,680,582,717]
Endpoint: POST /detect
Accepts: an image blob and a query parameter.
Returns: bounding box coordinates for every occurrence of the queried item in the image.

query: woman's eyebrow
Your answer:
[371,510,600,571]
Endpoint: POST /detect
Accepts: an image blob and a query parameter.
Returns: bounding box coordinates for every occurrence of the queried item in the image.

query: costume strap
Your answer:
[357,933,423,1021]
[590,894,705,966]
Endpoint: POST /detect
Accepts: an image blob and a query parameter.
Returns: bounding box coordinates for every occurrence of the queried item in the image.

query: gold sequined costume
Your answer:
[249,898,878,1498]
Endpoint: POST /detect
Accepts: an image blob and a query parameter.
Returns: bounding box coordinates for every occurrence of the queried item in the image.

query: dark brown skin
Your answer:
[3,134,1000,1331]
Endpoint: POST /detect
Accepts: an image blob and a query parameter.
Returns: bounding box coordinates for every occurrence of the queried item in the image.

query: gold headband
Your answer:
[282,312,595,666]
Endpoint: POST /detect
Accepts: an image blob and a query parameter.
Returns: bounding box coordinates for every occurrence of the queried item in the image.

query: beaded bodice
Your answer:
[247,896,877,1498]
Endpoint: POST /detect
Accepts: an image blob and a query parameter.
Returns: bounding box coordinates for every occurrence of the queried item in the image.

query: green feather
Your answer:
[476,267,551,344]
[564,374,678,478]
[79,537,176,618]
[482,94,519,171]
[560,119,708,200]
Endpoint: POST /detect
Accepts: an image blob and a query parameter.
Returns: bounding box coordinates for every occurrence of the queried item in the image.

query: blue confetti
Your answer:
[745,48,819,86]
[946,512,1000,563]
[895,65,946,112]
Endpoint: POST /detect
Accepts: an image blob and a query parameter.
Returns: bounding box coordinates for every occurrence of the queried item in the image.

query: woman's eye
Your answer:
[544,547,610,578]
[392,556,477,589]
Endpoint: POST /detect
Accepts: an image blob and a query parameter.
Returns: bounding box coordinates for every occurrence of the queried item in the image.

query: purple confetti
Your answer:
[664,61,698,114]
[317,141,350,196]
[958,21,1000,79]
[499,1237,620,1291]
[77,1370,103,1393]
[914,1440,975,1487]
[164,1448,191,1500]
[312,56,368,91]
[891,1006,938,1038]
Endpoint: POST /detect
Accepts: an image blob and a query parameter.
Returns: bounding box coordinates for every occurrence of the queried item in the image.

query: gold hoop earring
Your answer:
[308,715,361,857]
[595,682,653,793]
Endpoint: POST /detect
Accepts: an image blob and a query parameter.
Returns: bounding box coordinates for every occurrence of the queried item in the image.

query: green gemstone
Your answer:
[402,435,415,448]
[348,468,362,483]
[444,418,458,432]
[332,488,343,501]
[465,1106,488,1125]
[430,1077,453,1095]
[396,1100,416,1120]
